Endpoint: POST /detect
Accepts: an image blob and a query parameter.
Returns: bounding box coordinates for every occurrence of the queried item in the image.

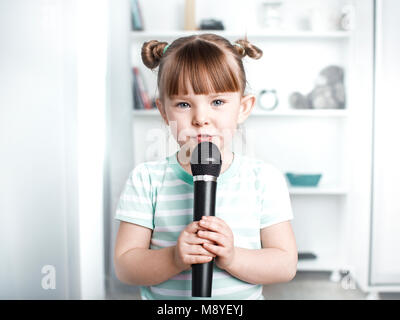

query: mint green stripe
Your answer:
[159,184,193,194]
[154,215,191,226]
[152,231,181,241]
[152,230,259,242]
[150,244,162,249]
[159,183,254,194]
[142,288,188,300]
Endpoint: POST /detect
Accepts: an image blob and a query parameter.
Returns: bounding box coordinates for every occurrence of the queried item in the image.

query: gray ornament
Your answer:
[289,65,346,110]
[289,92,310,109]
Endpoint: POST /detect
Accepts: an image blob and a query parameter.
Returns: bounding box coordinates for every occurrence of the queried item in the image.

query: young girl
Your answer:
[114,33,297,300]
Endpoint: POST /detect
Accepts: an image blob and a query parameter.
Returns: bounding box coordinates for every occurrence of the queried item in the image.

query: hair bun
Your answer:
[141,40,169,69]
[233,39,263,60]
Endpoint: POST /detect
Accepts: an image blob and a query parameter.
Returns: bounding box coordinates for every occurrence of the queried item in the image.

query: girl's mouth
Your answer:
[196,134,213,142]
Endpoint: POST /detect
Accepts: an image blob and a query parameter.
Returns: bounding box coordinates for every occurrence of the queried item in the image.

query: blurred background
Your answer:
[0,0,399,300]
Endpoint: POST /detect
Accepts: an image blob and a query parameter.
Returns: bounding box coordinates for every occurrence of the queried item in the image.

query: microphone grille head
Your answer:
[190,142,222,177]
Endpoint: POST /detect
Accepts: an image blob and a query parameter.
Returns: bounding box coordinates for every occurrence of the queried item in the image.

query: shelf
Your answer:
[132,109,349,118]
[131,30,351,41]
[288,186,348,196]
[133,109,159,116]
[297,251,345,272]
[251,109,348,117]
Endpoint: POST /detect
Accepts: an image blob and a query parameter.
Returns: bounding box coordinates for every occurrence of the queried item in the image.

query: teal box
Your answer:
[285,173,322,187]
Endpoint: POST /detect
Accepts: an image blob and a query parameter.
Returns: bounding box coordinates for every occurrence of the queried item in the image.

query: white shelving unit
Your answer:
[129,0,362,279]
[131,30,351,40]
[289,187,348,196]
[133,109,349,118]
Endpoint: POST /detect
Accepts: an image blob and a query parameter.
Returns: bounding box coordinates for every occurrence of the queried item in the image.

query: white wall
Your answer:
[346,0,374,290]
[370,0,400,285]
[0,0,108,299]
[0,0,78,299]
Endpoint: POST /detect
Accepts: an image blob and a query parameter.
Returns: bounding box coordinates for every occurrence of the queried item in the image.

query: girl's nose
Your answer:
[192,110,209,126]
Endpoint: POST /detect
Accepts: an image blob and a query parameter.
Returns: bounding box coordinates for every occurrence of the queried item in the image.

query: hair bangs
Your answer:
[160,40,241,98]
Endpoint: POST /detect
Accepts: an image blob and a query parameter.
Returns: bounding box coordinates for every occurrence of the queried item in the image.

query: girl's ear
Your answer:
[237,94,256,124]
[156,98,169,125]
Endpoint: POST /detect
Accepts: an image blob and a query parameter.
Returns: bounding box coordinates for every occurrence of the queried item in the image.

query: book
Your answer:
[133,67,152,110]
[298,252,317,260]
[184,0,196,31]
[130,0,144,31]
[132,70,144,110]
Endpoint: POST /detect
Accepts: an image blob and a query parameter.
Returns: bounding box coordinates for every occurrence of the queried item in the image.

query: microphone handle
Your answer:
[192,179,217,297]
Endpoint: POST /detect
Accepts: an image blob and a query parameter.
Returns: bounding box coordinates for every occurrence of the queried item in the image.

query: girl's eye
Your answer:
[175,100,224,108]
[176,102,190,108]
[212,99,224,107]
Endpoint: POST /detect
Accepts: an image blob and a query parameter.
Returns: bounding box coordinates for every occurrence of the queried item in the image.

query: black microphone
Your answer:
[190,141,222,297]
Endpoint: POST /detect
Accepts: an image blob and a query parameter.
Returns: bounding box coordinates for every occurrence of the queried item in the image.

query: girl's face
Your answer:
[156,83,255,162]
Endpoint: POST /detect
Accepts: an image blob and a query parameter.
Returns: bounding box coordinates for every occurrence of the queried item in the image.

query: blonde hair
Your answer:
[141,33,263,103]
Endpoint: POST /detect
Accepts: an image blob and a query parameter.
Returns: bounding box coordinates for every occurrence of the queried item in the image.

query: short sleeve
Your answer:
[114,163,154,230]
[259,164,293,229]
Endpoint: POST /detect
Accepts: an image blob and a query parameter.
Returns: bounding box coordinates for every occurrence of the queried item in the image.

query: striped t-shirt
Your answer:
[115,151,293,300]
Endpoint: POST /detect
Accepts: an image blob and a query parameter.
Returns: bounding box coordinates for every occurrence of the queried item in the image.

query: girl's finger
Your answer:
[187,233,215,245]
[187,255,213,265]
[188,244,216,257]
[200,217,233,239]
[199,218,222,232]
[184,221,202,235]
[197,230,226,247]
[202,242,223,256]
[184,221,216,235]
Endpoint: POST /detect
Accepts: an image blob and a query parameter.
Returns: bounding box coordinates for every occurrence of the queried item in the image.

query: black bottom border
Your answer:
[0,300,396,318]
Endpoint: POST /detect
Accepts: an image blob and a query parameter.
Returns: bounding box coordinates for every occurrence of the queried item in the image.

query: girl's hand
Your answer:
[173,221,217,271]
[197,216,235,270]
